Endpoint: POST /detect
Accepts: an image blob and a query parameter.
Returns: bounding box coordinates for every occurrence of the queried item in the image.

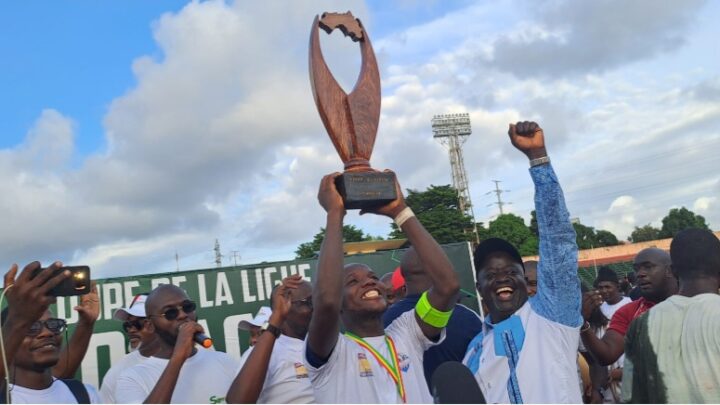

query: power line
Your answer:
[486,180,511,216]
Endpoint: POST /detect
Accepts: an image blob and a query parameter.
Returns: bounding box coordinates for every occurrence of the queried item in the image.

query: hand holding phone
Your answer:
[31,265,91,296]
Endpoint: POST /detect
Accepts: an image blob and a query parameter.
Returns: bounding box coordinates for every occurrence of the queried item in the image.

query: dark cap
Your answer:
[473,238,524,273]
[594,266,619,286]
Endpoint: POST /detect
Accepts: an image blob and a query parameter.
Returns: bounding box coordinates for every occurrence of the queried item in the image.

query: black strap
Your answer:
[60,379,90,404]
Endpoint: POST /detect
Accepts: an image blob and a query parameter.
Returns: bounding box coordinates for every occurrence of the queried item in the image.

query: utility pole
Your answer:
[432,113,479,243]
[175,251,180,272]
[488,180,511,216]
[229,250,241,267]
[214,239,222,268]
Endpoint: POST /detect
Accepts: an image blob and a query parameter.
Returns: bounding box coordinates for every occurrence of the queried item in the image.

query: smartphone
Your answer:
[31,265,91,296]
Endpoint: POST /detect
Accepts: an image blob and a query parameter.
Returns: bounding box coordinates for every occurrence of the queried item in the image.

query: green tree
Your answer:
[573,222,621,249]
[389,185,476,244]
[529,210,539,237]
[629,224,661,243]
[295,224,372,259]
[659,207,710,239]
[486,213,539,256]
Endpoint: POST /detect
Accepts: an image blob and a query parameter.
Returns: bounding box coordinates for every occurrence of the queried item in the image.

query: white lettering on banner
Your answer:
[223,314,252,361]
[279,265,289,279]
[254,269,265,301]
[240,271,256,303]
[151,278,170,290]
[298,263,311,281]
[263,267,278,299]
[198,274,214,308]
[215,272,234,306]
[81,331,126,389]
[122,281,140,308]
[102,283,123,320]
[56,296,80,324]
[171,276,187,289]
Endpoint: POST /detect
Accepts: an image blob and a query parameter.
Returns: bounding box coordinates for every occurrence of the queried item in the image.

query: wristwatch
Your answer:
[262,323,281,338]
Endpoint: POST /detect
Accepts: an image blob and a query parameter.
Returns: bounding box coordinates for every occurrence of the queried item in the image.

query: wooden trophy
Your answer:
[309,11,396,210]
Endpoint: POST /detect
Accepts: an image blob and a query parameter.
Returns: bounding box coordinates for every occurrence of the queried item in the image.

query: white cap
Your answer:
[238,306,272,330]
[113,294,148,321]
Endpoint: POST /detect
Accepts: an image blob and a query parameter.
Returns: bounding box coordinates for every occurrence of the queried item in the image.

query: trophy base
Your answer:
[335,171,397,210]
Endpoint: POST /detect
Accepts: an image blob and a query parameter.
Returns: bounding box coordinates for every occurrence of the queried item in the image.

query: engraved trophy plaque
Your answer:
[309,11,396,210]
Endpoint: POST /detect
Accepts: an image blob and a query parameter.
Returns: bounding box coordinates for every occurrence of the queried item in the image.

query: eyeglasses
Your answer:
[153,301,197,321]
[291,296,312,308]
[122,319,145,332]
[28,318,67,336]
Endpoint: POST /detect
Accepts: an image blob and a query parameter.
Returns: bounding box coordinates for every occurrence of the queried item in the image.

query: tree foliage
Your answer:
[572,222,621,249]
[659,207,709,239]
[389,185,476,244]
[295,224,373,259]
[486,214,539,256]
[629,224,661,243]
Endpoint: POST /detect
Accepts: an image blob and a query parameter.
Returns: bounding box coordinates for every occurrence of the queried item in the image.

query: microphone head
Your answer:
[194,332,213,348]
[431,361,485,404]
[199,337,213,348]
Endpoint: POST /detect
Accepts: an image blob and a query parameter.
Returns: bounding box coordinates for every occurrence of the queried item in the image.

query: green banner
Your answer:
[46,242,478,388]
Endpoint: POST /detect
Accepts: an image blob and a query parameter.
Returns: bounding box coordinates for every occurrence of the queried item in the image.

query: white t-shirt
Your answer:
[8,379,101,404]
[253,335,314,404]
[116,348,239,403]
[600,296,631,321]
[100,349,146,403]
[305,310,443,404]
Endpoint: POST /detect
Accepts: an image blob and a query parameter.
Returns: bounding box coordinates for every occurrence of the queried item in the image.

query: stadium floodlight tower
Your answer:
[431,113,479,243]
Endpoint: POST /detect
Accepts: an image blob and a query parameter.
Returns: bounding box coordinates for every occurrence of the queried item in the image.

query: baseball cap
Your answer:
[113,294,148,321]
[391,267,405,291]
[238,306,272,330]
[473,238,525,272]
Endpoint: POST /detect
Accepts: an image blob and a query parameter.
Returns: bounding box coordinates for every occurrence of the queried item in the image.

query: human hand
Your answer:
[75,282,99,326]
[581,290,603,321]
[359,170,407,219]
[268,275,303,325]
[508,121,547,160]
[318,173,346,216]
[173,321,204,360]
[3,261,70,327]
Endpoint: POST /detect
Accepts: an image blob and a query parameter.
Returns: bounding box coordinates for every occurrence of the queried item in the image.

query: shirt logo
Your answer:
[398,353,410,372]
[209,395,225,404]
[294,362,309,379]
[358,353,373,377]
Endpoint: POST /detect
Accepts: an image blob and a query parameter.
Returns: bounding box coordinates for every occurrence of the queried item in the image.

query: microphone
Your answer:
[431,361,485,404]
[194,332,213,348]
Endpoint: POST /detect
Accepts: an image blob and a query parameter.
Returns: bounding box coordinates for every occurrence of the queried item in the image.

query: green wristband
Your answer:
[415,291,453,328]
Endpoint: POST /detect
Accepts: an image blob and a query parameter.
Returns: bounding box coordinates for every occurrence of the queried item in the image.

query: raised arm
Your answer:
[227,276,298,403]
[142,321,204,403]
[1,262,70,383]
[510,121,580,327]
[306,173,345,361]
[53,283,99,378]
[361,171,459,339]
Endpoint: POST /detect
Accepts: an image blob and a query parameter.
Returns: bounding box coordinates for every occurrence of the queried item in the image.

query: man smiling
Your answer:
[463,121,582,403]
[305,170,460,403]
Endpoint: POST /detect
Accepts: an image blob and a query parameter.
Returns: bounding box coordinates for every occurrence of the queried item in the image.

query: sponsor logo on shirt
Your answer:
[398,353,410,373]
[209,395,226,404]
[294,362,309,379]
[358,353,374,377]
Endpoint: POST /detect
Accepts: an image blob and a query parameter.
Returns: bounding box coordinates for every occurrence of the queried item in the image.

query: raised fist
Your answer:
[508,121,547,160]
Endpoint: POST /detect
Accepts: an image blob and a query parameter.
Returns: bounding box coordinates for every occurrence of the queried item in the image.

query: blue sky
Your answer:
[1,0,718,277]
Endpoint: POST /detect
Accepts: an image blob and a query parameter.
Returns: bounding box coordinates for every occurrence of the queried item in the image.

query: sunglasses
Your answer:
[153,300,197,321]
[122,319,145,332]
[28,318,67,336]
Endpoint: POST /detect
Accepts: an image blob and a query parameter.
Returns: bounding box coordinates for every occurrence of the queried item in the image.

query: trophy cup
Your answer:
[309,11,397,210]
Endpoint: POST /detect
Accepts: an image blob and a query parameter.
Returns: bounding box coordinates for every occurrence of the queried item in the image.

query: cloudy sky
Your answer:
[1,0,718,278]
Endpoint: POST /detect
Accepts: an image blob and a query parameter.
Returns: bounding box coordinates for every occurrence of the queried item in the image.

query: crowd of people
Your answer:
[0,121,718,403]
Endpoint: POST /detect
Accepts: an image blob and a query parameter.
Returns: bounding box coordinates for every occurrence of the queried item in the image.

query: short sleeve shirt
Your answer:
[9,379,101,404]
[607,297,655,336]
[255,335,314,403]
[305,310,444,404]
